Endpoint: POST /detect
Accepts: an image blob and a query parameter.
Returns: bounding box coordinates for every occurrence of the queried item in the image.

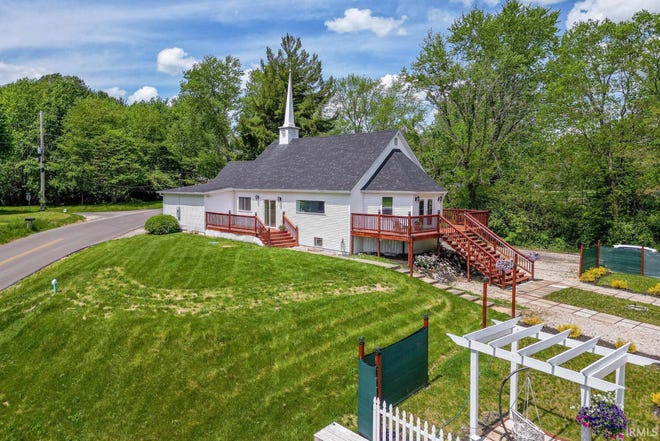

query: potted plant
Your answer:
[278,224,286,232]
[576,395,628,440]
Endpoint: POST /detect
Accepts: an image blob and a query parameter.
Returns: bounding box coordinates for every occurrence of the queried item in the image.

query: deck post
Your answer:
[377,210,381,257]
[228,210,232,232]
[579,244,584,276]
[350,235,354,255]
[641,246,645,276]
[511,255,518,318]
[408,238,413,276]
[467,245,471,282]
[254,212,258,236]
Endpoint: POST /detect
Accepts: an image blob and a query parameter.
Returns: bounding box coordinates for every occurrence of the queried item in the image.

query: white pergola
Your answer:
[448,317,657,441]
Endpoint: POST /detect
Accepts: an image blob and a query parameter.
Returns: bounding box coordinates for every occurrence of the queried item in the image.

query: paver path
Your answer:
[0,209,159,292]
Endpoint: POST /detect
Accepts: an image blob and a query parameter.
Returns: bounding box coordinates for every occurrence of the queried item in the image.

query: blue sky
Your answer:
[1,0,658,103]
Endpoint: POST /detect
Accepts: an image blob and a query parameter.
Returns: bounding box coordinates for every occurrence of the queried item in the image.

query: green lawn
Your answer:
[0,209,84,244]
[597,273,659,294]
[0,235,657,440]
[546,288,660,326]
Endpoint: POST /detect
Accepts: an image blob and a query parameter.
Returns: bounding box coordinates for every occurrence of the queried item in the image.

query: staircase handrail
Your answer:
[254,215,271,246]
[282,212,299,246]
[464,212,534,278]
[438,214,497,283]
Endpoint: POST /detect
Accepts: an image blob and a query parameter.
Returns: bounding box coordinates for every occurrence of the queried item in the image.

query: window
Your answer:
[238,197,251,211]
[314,237,323,247]
[382,197,393,215]
[296,200,325,214]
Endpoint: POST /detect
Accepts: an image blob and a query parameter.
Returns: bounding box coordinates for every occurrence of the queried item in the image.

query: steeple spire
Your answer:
[279,69,299,145]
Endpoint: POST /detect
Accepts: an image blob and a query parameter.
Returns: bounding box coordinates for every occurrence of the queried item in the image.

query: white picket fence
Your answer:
[373,398,460,441]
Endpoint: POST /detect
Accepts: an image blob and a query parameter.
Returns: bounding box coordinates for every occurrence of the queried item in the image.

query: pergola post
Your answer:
[580,385,592,441]
[615,366,625,409]
[469,349,480,440]
[509,340,519,412]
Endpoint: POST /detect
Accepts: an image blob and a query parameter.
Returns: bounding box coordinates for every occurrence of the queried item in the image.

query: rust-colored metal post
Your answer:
[358,336,365,360]
[375,347,383,400]
[511,255,518,318]
[579,244,584,276]
[482,279,488,328]
[596,240,601,267]
[641,246,645,276]
[423,312,429,328]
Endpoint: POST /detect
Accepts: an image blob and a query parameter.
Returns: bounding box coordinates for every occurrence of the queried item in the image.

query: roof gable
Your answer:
[361,150,445,193]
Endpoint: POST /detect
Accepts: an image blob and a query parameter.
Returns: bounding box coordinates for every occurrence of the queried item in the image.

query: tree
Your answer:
[543,12,660,245]
[237,34,334,159]
[408,1,559,208]
[329,74,428,136]
[171,55,242,179]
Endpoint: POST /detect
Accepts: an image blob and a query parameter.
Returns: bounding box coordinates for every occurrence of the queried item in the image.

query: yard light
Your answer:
[52,278,58,293]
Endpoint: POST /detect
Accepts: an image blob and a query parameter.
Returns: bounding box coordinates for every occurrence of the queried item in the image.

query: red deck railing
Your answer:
[463,213,534,279]
[443,208,489,227]
[206,211,258,234]
[350,213,443,239]
[282,211,299,246]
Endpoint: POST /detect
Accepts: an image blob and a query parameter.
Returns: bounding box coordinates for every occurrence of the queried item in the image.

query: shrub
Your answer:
[614,339,638,353]
[579,267,608,282]
[610,279,628,290]
[522,316,543,326]
[652,392,660,407]
[647,282,660,296]
[557,323,582,338]
[145,214,180,235]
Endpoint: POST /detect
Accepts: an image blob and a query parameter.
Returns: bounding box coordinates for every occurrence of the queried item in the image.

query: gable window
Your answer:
[382,197,393,215]
[238,197,251,211]
[297,200,325,214]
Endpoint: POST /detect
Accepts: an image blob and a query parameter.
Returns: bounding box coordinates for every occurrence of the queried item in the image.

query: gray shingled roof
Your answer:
[362,150,445,192]
[162,130,443,194]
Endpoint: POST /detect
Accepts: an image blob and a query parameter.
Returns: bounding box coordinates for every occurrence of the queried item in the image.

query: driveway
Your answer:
[0,209,160,292]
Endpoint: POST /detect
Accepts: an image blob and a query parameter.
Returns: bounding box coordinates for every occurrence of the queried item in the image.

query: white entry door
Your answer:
[264,200,277,227]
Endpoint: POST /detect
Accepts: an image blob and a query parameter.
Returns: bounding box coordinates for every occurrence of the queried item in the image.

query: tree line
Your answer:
[0,1,657,249]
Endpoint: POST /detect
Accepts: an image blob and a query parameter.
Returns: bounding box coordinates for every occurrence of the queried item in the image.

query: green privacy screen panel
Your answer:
[580,246,598,274]
[357,315,429,440]
[580,244,659,278]
[357,353,377,438]
[380,326,429,404]
[646,251,660,278]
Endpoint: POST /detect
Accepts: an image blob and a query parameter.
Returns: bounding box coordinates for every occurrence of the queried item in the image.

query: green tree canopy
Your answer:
[237,34,334,159]
[408,0,559,208]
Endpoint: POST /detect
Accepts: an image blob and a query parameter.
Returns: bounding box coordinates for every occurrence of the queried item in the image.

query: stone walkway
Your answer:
[339,255,660,357]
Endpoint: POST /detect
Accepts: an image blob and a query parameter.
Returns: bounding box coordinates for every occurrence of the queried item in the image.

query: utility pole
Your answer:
[38,111,46,211]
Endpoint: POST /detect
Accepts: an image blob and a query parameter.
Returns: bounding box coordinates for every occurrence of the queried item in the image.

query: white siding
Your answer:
[205,190,234,213]
[280,192,351,252]
[362,193,414,215]
[162,194,205,232]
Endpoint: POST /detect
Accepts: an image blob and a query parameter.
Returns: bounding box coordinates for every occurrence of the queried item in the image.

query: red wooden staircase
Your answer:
[264,229,298,248]
[438,211,534,288]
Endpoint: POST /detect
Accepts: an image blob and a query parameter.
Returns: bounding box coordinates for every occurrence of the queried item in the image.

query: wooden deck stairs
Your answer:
[264,229,297,248]
[437,212,533,288]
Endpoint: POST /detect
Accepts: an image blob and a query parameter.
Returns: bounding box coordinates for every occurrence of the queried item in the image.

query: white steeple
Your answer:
[279,70,299,145]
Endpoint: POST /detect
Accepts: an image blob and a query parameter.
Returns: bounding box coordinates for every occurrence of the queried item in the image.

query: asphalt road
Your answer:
[0,209,160,292]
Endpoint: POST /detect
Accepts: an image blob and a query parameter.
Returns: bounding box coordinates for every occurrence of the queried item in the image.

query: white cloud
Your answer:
[127,86,159,105]
[157,47,196,75]
[0,61,47,84]
[325,8,407,37]
[427,8,456,28]
[567,0,660,28]
[380,73,399,88]
[102,86,127,99]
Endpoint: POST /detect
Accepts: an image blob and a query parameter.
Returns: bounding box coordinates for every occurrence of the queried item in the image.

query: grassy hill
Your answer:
[0,234,657,440]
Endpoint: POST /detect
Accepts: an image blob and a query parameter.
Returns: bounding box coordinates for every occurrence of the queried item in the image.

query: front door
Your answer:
[264,200,277,227]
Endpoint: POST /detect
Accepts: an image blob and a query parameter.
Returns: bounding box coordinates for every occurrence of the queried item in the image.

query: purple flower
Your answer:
[576,401,628,439]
